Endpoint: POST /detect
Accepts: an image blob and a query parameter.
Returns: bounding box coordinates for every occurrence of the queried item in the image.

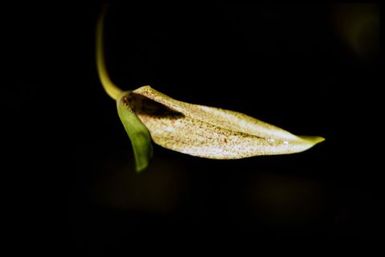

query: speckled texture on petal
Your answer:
[123,85,324,159]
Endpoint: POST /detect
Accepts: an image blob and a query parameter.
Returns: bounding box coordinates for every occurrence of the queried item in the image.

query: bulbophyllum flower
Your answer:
[96,9,324,172]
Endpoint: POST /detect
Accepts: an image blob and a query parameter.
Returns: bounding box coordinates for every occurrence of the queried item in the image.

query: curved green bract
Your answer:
[117,92,153,172]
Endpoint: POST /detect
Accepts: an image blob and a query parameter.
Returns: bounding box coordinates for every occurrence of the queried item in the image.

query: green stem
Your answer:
[96,8,123,100]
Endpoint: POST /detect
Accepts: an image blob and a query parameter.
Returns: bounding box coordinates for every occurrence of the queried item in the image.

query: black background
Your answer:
[4,1,381,254]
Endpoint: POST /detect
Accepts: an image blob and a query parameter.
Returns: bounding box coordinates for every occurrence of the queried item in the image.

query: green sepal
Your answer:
[117,92,153,172]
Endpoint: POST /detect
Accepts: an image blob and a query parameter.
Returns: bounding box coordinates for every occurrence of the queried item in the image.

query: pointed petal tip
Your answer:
[301,135,325,145]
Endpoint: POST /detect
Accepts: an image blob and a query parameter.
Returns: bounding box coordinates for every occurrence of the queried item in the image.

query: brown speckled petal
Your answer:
[127,86,324,159]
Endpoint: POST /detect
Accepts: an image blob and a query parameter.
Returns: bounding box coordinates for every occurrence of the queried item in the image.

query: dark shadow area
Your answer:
[128,92,184,119]
[4,1,381,254]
